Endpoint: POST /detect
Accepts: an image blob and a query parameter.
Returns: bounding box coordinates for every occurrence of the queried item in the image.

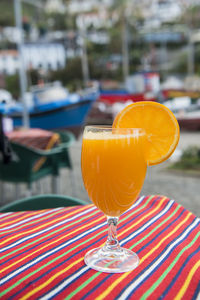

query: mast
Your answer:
[79,15,90,87]
[14,0,30,128]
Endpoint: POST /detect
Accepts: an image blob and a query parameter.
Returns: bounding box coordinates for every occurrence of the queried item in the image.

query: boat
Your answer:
[175,107,200,131]
[99,89,156,104]
[86,85,157,125]
[1,83,98,137]
[177,113,200,131]
[164,97,200,131]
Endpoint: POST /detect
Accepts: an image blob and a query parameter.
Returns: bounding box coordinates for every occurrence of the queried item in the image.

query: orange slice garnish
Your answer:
[113,101,180,166]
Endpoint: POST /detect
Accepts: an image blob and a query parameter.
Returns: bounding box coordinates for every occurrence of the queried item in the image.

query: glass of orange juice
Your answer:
[81,126,147,273]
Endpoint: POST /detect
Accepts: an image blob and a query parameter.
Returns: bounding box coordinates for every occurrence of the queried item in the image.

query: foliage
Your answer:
[49,53,123,91]
[180,4,200,29]
[49,58,83,91]
[0,0,14,26]
[168,43,200,75]
[107,25,122,54]
[170,146,200,171]
[5,74,20,99]
[168,51,187,74]
[195,45,200,75]
[0,0,38,27]
[45,12,70,31]
[27,69,41,86]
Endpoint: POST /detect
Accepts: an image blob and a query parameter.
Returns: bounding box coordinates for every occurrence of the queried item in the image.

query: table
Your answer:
[7,128,60,171]
[0,195,199,300]
[7,128,60,151]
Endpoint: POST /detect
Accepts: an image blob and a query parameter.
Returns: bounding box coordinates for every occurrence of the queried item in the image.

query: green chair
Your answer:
[0,130,76,202]
[0,194,87,212]
[52,130,75,172]
[49,130,76,194]
[0,141,62,201]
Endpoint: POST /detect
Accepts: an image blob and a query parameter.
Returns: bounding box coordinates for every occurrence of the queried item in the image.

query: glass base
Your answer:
[84,246,139,273]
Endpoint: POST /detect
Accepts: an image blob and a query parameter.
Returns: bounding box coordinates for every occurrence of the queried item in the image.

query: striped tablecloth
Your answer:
[0,195,199,300]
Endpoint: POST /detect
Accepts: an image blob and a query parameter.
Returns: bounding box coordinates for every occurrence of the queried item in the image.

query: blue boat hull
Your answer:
[12,99,93,136]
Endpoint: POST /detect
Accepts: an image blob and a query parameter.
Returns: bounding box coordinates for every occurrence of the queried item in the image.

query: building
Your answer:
[142,0,182,29]
[0,50,18,75]
[0,43,66,75]
[68,0,113,14]
[45,0,66,14]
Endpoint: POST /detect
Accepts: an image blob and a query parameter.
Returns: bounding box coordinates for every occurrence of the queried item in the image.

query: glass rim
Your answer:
[84,125,145,131]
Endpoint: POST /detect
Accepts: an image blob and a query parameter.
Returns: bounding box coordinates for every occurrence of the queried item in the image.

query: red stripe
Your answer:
[0,196,199,300]
[133,218,199,299]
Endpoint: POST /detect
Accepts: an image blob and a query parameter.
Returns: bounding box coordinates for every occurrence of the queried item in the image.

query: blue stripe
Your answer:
[40,198,175,299]
[162,245,200,298]
[0,207,96,254]
[137,206,185,253]
[9,196,156,297]
[0,210,71,239]
[192,281,200,300]
[1,196,148,266]
[29,197,171,299]
[7,229,106,299]
[117,218,199,299]
[120,200,176,247]
[81,203,183,300]
[0,209,62,233]
[0,211,102,266]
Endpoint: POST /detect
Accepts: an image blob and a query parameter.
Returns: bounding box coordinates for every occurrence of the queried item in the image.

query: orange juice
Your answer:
[81,129,147,216]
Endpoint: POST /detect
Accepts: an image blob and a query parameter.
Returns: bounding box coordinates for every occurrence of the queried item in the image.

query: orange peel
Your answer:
[113,101,180,165]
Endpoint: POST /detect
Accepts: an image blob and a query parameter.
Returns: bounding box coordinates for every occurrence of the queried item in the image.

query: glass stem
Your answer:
[104,216,120,251]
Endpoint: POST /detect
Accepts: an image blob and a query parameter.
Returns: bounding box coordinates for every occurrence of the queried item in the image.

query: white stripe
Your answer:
[0,208,62,231]
[46,204,199,300]
[121,200,174,246]
[39,266,90,300]
[127,196,145,211]
[118,218,200,300]
[0,212,12,218]
[197,291,200,300]
[0,220,106,285]
[0,197,145,285]
[0,206,96,253]
[36,197,153,300]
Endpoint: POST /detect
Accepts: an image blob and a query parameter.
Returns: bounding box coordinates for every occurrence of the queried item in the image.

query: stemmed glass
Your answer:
[81,126,147,273]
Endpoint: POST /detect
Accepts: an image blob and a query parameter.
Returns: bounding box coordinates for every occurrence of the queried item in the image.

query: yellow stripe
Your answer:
[174,260,200,300]
[20,197,166,299]
[118,197,167,239]
[0,211,24,221]
[20,257,84,300]
[0,211,41,229]
[140,212,192,263]
[0,206,76,229]
[95,211,192,300]
[1,205,88,245]
[0,210,61,233]
[1,206,88,235]
[1,214,104,274]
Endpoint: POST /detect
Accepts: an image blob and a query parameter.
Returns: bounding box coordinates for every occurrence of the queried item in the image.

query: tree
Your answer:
[49,58,83,91]
[5,74,20,99]
[107,0,143,81]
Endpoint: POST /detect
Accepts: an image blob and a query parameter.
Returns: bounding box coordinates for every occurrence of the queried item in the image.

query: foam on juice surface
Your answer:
[84,130,143,140]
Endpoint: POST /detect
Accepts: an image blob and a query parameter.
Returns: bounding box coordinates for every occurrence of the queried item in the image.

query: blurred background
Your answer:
[0,0,200,216]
